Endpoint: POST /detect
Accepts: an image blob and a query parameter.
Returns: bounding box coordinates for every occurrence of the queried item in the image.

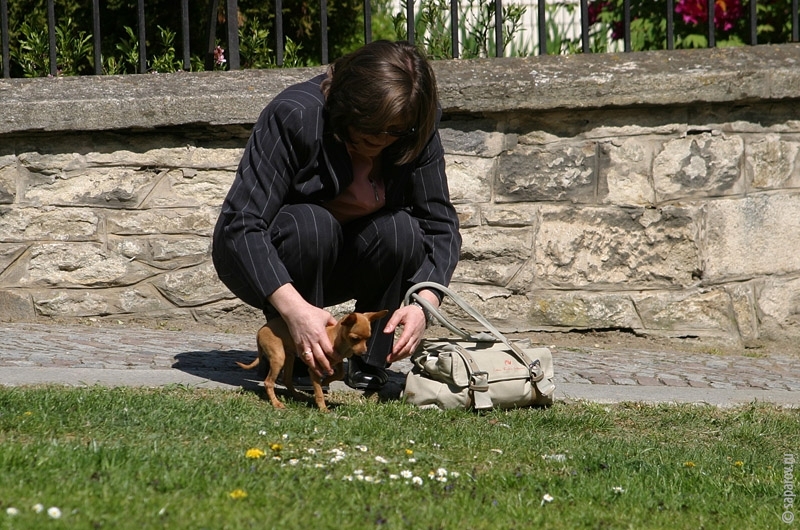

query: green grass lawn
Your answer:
[0,386,796,529]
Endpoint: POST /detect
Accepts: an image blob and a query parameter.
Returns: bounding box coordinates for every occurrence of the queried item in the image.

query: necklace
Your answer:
[368,177,380,202]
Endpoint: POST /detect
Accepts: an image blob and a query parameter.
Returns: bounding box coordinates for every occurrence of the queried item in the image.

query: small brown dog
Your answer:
[237,310,388,411]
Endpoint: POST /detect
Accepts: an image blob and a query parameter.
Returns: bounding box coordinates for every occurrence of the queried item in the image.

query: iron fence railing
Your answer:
[1,0,799,78]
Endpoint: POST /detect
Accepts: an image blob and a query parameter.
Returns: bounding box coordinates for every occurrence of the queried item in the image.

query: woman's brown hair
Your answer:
[321,40,438,165]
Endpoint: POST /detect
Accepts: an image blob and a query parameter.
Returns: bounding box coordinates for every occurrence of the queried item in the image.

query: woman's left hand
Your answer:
[383,290,437,363]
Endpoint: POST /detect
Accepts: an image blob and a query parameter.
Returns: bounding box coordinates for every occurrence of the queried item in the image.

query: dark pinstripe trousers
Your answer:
[219,204,426,367]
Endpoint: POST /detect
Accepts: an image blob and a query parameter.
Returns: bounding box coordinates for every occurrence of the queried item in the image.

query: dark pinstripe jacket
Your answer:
[213,74,462,307]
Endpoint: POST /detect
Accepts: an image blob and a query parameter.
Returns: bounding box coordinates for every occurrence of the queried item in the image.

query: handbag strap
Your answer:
[404,282,544,382]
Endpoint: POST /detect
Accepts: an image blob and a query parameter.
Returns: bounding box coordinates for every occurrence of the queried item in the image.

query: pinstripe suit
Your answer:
[212,74,461,365]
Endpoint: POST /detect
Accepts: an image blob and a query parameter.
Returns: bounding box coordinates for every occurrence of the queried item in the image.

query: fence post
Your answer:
[623,0,631,52]
[0,0,6,77]
[181,0,191,70]
[407,0,415,44]
[92,0,102,74]
[47,0,56,76]
[450,0,459,58]
[205,0,219,70]
[226,0,240,69]
[320,0,328,64]
[276,0,284,66]
[364,0,372,44]
[667,0,675,49]
[707,0,715,47]
[138,0,147,73]
[537,0,546,55]
[494,0,502,57]
[580,0,589,53]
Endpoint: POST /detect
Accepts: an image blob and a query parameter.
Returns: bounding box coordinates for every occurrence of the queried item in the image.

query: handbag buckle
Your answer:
[528,359,544,382]
[469,371,490,392]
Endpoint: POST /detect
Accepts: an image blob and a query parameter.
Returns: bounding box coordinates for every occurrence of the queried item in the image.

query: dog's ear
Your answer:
[340,313,358,327]
[366,310,389,322]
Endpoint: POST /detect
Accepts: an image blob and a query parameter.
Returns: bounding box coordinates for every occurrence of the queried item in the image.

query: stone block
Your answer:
[440,285,535,332]
[192,299,265,329]
[21,165,159,208]
[633,289,739,341]
[0,207,99,242]
[526,290,642,330]
[755,277,800,341]
[0,289,35,321]
[33,284,173,317]
[140,169,235,208]
[84,145,243,170]
[653,132,744,201]
[153,262,233,307]
[0,157,16,204]
[446,154,493,204]
[598,138,656,206]
[495,142,596,203]
[454,226,531,286]
[480,204,538,227]
[106,206,218,236]
[725,281,759,343]
[0,243,27,276]
[10,242,155,288]
[107,235,211,270]
[440,126,506,157]
[454,204,481,228]
[703,194,800,280]
[746,134,800,190]
[17,151,87,173]
[534,204,701,288]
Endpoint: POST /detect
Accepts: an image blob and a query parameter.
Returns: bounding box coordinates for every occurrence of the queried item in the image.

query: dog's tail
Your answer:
[236,357,260,370]
[236,342,263,370]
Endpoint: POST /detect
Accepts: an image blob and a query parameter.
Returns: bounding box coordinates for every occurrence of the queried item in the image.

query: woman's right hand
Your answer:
[268,284,337,378]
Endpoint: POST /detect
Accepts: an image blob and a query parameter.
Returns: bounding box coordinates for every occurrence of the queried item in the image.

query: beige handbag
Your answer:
[402,282,556,411]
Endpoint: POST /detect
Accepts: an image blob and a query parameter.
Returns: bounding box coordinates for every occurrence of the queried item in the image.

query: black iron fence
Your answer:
[1,0,799,78]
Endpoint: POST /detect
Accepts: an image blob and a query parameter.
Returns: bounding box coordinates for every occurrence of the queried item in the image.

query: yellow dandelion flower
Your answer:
[734,461,744,467]
[270,443,283,452]
[405,449,413,456]
[684,461,696,468]
[229,489,248,500]
[246,448,266,459]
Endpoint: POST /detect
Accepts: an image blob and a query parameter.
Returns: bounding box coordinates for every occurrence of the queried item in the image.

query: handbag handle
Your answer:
[403,282,541,375]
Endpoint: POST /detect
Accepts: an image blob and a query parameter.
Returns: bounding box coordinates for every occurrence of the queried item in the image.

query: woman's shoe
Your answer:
[344,357,389,390]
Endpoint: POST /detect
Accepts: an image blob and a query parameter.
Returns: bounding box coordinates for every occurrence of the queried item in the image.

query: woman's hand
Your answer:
[383,289,438,363]
[268,284,337,378]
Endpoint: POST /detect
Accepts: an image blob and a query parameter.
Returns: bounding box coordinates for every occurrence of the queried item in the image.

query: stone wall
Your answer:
[2,44,800,346]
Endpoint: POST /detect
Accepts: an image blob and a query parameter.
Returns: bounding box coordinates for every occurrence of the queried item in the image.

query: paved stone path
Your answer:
[1,322,798,407]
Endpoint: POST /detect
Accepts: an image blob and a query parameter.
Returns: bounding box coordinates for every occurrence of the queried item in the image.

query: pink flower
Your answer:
[675,0,743,31]
[213,46,227,66]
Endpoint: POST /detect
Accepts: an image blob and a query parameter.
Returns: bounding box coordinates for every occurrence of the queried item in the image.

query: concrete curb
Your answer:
[2,367,796,408]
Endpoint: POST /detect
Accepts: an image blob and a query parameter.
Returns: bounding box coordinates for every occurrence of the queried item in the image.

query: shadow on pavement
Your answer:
[172,350,410,405]
[172,349,262,390]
